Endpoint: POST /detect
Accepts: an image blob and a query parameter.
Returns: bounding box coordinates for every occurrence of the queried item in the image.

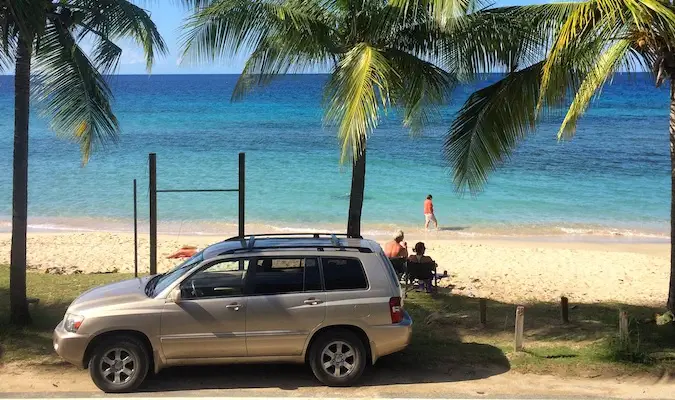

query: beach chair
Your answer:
[405,260,437,295]
[388,257,407,282]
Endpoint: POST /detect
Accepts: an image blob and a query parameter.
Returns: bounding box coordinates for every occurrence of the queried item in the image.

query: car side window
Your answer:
[321,258,368,291]
[181,258,249,299]
[252,257,321,295]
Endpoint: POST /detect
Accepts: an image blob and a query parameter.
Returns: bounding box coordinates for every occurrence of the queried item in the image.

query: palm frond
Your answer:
[33,23,119,164]
[74,0,167,71]
[232,33,335,100]
[386,49,456,134]
[389,0,484,28]
[538,0,675,110]
[558,38,632,139]
[180,0,335,64]
[89,36,123,74]
[445,63,543,194]
[324,43,395,163]
[439,7,548,80]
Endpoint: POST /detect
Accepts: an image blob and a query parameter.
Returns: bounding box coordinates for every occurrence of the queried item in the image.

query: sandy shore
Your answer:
[0,232,669,305]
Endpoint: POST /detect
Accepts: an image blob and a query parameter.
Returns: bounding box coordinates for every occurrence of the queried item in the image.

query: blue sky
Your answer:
[119,0,544,74]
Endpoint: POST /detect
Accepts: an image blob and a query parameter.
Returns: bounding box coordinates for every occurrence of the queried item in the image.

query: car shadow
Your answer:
[140,343,509,392]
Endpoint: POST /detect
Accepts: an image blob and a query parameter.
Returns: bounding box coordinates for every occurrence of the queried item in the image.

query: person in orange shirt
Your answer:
[424,194,438,230]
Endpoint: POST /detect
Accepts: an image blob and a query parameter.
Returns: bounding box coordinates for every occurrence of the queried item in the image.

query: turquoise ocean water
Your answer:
[0,74,670,239]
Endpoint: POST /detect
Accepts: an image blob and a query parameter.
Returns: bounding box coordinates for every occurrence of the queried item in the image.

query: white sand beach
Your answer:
[0,231,668,306]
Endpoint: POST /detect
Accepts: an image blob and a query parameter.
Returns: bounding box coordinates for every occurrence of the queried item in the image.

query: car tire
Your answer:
[309,329,367,387]
[88,335,150,393]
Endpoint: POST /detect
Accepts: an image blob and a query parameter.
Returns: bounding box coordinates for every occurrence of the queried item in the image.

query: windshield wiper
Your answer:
[145,274,162,297]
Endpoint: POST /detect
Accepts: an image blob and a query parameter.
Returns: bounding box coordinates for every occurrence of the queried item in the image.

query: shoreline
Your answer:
[0,216,669,244]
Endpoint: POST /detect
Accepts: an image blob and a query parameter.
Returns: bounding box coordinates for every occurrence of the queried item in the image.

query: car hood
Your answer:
[68,276,152,314]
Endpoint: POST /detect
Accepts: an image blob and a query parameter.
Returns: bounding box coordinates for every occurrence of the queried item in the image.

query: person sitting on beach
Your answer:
[408,242,435,292]
[384,230,408,259]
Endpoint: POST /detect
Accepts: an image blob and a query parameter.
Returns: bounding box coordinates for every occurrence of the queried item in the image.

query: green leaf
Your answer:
[74,0,167,72]
[33,23,119,164]
[445,63,543,195]
[324,43,395,163]
[558,39,632,139]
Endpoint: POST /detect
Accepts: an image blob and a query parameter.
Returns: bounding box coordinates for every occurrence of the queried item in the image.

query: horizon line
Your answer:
[0,71,653,77]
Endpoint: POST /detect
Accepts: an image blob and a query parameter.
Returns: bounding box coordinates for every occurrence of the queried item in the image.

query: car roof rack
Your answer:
[225,232,361,241]
[218,244,373,255]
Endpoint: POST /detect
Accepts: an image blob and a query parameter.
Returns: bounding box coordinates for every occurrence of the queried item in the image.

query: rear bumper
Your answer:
[368,310,413,363]
[53,320,89,368]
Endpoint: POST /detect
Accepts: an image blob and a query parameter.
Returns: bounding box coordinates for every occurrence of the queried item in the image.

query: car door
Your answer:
[160,258,250,360]
[245,256,326,357]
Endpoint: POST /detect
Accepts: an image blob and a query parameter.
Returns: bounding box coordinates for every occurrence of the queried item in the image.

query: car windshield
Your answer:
[149,252,204,297]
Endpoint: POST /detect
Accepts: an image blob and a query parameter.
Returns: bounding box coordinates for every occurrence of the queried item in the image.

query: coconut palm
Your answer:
[3,0,165,325]
[444,0,675,310]
[180,0,541,238]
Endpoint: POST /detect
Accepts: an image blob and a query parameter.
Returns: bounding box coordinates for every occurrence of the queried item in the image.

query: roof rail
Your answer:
[225,233,360,241]
[218,244,372,255]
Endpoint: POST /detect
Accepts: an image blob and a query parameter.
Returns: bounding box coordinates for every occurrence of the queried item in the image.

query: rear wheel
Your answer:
[88,336,149,393]
[309,329,367,387]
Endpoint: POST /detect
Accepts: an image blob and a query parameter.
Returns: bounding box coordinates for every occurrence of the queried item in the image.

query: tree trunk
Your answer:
[669,77,675,312]
[347,148,366,238]
[10,37,32,326]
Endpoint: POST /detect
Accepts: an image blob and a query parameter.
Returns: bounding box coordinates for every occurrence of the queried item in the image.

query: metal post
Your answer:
[133,179,138,278]
[238,152,245,238]
[149,153,157,275]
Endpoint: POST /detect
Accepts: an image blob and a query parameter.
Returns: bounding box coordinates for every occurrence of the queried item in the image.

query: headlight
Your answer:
[64,313,84,333]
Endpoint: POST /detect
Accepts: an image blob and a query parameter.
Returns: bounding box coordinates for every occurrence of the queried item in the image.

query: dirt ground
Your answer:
[0,362,673,399]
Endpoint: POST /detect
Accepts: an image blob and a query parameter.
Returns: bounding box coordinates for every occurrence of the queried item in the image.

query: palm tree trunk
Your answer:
[347,148,366,238]
[669,76,675,312]
[10,37,32,326]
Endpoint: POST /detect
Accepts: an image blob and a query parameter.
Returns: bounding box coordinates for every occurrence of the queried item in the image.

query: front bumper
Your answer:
[53,320,89,368]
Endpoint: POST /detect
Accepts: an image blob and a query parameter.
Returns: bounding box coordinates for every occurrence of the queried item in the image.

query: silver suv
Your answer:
[53,233,412,392]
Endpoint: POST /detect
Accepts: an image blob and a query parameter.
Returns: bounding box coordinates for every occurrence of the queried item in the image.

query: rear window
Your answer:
[321,258,368,291]
[379,253,401,289]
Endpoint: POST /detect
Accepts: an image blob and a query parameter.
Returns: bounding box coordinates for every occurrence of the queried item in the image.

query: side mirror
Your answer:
[167,287,182,304]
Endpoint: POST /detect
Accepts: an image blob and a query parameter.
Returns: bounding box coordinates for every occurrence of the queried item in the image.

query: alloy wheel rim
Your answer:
[99,347,136,385]
[321,340,357,378]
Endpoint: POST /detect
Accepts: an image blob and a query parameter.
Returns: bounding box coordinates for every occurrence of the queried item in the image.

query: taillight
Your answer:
[389,297,403,323]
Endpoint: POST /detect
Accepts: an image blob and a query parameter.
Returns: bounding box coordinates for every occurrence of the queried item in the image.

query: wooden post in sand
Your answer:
[479,298,487,326]
[514,305,525,351]
[561,296,569,323]
[619,311,629,348]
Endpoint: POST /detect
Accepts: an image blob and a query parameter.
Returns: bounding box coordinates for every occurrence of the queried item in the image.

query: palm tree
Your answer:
[3,0,166,326]
[445,0,675,310]
[180,0,536,238]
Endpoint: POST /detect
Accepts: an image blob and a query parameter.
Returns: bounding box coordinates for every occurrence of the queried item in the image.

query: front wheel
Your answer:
[309,329,367,387]
[88,336,149,393]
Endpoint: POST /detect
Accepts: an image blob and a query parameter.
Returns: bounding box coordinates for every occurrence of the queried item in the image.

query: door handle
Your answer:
[303,299,322,305]
[226,303,242,311]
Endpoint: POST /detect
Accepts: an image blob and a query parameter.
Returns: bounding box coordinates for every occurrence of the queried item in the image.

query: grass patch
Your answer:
[1,265,674,378]
[402,290,675,377]
[0,265,133,363]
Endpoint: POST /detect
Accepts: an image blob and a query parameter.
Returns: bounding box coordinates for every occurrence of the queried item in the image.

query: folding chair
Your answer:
[388,257,407,282]
[405,261,437,295]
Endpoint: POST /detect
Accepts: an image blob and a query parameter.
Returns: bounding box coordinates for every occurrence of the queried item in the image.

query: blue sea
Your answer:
[0,74,670,239]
